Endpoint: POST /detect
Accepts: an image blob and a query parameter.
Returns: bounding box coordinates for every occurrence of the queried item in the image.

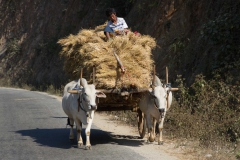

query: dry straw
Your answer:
[58,24,156,89]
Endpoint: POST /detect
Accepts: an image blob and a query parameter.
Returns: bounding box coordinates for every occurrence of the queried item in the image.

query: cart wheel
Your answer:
[137,109,146,139]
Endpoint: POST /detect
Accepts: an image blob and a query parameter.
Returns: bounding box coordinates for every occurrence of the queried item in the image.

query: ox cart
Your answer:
[69,64,178,139]
[60,32,179,148]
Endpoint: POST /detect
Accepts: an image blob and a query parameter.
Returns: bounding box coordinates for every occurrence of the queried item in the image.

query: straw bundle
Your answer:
[58,24,156,89]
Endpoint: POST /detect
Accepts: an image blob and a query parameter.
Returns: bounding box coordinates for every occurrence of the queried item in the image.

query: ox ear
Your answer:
[96,91,106,98]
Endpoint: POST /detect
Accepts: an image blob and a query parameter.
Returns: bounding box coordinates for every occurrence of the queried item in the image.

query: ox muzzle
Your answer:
[88,104,97,110]
[159,108,165,113]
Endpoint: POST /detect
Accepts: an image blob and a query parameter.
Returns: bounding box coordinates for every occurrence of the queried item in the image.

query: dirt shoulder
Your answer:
[93,112,234,160]
[94,112,182,160]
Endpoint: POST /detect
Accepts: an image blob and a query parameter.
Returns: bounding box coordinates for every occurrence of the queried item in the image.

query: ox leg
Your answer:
[146,114,154,142]
[153,118,157,140]
[158,112,166,145]
[69,118,75,140]
[85,111,95,150]
[75,120,83,148]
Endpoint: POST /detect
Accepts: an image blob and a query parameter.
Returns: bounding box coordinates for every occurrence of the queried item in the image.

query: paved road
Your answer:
[0,87,180,160]
[0,87,148,160]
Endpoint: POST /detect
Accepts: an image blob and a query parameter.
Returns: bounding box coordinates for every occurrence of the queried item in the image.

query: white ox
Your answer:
[62,78,106,149]
[139,76,172,145]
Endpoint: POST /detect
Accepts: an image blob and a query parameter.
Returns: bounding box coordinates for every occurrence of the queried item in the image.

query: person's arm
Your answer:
[122,18,128,29]
[121,18,129,35]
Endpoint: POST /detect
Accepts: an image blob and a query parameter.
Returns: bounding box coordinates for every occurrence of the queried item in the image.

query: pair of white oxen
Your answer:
[62,76,172,149]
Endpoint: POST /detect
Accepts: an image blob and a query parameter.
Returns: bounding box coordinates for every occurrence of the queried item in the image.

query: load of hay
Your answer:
[58,24,156,89]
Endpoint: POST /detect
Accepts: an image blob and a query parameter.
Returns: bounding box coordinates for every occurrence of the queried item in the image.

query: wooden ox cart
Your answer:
[69,68,178,139]
[68,54,178,139]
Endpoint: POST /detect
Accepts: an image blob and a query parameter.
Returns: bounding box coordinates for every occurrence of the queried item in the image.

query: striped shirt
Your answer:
[106,17,128,33]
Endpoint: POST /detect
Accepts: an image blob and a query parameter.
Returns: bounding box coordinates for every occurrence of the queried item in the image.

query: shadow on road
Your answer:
[15,128,145,149]
[15,128,72,149]
[51,116,68,119]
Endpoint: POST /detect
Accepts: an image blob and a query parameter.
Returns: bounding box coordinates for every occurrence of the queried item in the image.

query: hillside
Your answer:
[0,0,239,87]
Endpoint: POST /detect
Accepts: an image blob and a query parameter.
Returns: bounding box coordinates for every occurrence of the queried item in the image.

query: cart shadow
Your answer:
[15,128,145,149]
[91,129,145,147]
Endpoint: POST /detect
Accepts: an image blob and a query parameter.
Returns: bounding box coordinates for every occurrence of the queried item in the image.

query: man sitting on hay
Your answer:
[104,8,140,41]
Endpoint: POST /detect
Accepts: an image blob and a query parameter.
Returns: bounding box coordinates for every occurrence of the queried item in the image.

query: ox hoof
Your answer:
[146,140,153,143]
[78,143,83,148]
[158,141,164,145]
[148,137,155,143]
[85,146,92,150]
[69,137,74,142]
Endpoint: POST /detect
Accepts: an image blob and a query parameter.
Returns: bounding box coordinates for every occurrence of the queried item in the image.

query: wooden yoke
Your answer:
[79,68,83,112]
[165,66,179,109]
[166,67,169,109]
[166,67,168,84]
[68,90,79,94]
[93,66,96,84]
[80,68,83,86]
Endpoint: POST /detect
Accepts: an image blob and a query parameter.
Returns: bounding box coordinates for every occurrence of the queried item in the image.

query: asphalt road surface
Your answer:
[0,87,178,160]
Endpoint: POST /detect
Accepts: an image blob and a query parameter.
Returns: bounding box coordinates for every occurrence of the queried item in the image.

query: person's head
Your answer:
[105,8,117,22]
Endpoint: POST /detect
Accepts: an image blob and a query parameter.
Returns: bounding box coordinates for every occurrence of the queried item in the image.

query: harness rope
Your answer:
[78,92,90,117]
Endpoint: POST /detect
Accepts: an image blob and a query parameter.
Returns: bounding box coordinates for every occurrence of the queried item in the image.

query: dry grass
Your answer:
[58,24,156,89]
[103,73,240,159]
[162,74,240,159]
